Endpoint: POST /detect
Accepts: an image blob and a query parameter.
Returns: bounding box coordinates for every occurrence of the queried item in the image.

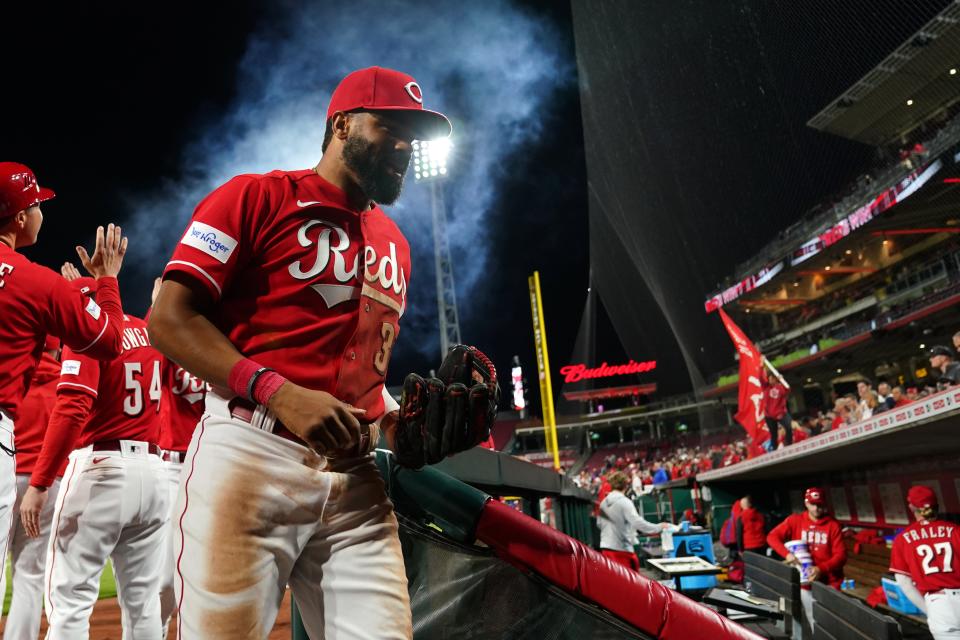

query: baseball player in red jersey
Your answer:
[768,487,846,631]
[890,485,960,639]
[149,67,495,640]
[3,335,67,640]
[0,161,128,622]
[20,276,168,639]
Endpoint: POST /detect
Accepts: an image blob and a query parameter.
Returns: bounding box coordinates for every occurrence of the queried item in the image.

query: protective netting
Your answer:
[398,515,648,640]
[569,0,955,403]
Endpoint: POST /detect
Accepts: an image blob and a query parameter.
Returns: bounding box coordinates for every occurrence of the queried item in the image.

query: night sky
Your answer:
[3,0,952,408]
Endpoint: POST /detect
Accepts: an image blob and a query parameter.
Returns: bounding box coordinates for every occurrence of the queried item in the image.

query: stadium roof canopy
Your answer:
[807,2,960,146]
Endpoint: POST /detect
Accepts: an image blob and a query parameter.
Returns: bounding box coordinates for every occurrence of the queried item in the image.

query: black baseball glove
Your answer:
[393,344,499,469]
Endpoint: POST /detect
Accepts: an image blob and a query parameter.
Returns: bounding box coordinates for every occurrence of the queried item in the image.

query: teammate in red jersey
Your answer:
[768,487,847,632]
[149,66,451,639]
[21,276,168,638]
[0,161,128,617]
[3,335,67,640]
[890,485,960,639]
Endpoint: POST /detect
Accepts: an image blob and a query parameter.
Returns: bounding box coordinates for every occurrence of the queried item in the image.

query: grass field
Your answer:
[2,559,117,615]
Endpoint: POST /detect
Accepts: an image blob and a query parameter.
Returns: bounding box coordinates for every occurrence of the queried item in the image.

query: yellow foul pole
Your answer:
[528,271,560,470]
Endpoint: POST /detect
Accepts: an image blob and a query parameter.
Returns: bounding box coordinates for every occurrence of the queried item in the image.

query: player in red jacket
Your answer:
[736,496,766,555]
[890,485,960,639]
[21,277,168,638]
[4,335,68,640]
[0,162,128,613]
[768,487,846,632]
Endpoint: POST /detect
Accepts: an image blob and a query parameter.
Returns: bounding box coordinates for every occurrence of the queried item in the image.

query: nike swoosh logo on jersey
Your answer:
[297,200,324,207]
[92,456,109,464]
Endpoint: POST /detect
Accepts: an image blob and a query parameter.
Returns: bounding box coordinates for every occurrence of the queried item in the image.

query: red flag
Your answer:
[718,309,767,456]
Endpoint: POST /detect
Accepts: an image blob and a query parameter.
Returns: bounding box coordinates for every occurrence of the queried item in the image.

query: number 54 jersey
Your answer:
[57,314,162,447]
[162,170,411,423]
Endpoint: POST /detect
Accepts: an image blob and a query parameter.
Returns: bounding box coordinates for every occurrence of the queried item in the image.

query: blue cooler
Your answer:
[665,530,717,591]
[881,577,925,615]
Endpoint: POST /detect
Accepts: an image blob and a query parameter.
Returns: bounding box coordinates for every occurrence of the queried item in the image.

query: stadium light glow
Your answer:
[412,138,453,181]
[951,68,957,75]
[907,99,914,106]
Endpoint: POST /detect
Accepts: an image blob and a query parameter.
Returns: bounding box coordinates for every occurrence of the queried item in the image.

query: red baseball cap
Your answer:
[804,487,826,505]
[0,162,55,218]
[907,485,937,510]
[326,67,451,140]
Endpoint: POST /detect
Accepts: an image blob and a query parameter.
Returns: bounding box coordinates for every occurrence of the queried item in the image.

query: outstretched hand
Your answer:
[60,262,82,281]
[77,223,128,279]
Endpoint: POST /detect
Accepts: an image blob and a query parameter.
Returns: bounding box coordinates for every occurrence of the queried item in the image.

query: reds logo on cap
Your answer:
[403,82,423,104]
[804,487,825,504]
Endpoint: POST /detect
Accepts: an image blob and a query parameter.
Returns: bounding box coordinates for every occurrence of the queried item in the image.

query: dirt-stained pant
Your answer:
[0,415,19,629]
[173,401,411,640]
[3,475,60,640]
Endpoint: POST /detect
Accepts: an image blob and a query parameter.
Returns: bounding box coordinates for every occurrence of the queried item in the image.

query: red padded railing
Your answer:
[476,500,761,639]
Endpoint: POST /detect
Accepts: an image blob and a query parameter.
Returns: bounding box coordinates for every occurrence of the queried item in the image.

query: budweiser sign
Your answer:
[559,360,657,383]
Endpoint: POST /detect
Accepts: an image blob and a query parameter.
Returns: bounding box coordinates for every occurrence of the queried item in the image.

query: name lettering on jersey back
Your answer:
[121,327,151,352]
[0,262,13,288]
[903,525,955,544]
[288,219,407,310]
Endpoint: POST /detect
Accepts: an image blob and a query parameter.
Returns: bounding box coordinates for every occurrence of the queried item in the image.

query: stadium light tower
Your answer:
[413,139,461,359]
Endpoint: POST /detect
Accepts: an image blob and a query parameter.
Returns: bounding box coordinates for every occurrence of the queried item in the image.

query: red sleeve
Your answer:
[889,534,909,575]
[162,176,263,300]
[767,514,794,557]
[56,348,100,399]
[816,522,848,573]
[30,389,94,488]
[47,275,124,361]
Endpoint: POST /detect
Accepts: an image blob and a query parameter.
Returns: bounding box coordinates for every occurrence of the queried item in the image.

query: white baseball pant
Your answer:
[0,414,18,621]
[926,589,960,639]
[44,443,169,639]
[159,457,184,639]
[174,399,411,640]
[3,474,60,640]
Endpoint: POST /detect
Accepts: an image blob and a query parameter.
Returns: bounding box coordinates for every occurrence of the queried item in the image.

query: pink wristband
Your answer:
[252,370,285,406]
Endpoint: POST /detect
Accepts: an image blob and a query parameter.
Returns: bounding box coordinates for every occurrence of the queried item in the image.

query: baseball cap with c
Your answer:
[907,485,937,510]
[0,162,55,219]
[326,67,451,140]
[804,487,826,505]
[928,345,953,358]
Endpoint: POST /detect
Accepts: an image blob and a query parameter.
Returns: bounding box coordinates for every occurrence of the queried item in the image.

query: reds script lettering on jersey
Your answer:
[159,358,207,452]
[163,170,410,421]
[891,519,960,594]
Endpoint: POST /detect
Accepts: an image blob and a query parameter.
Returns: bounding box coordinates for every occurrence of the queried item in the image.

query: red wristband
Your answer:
[228,358,261,399]
[252,370,286,406]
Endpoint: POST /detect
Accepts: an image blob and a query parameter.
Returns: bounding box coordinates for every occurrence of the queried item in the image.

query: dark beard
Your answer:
[341,134,406,205]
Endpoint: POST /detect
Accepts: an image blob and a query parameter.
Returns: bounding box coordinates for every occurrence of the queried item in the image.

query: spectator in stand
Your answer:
[891,385,911,408]
[768,488,847,633]
[597,472,671,571]
[651,462,669,485]
[856,379,878,420]
[876,381,896,412]
[953,330,960,355]
[737,496,766,557]
[830,399,850,430]
[907,387,921,402]
[763,369,792,446]
[929,345,960,386]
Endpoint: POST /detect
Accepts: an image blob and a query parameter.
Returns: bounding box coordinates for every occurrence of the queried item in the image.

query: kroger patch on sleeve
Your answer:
[181,221,238,264]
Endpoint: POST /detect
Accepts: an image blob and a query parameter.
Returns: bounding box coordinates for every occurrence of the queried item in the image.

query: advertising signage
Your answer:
[559,359,657,383]
[704,158,943,313]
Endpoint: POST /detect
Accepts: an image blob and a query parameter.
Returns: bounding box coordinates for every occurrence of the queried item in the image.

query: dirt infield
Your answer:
[1,589,295,639]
